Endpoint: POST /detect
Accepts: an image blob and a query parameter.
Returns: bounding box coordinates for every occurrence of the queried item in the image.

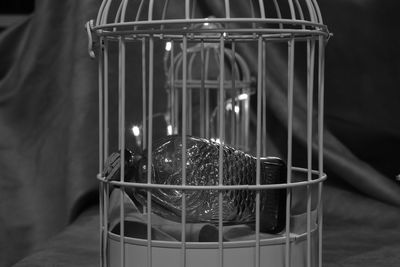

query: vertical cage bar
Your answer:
[185,0,190,19]
[255,35,263,267]
[230,42,237,147]
[98,37,104,193]
[188,85,193,135]
[142,38,147,149]
[173,57,184,132]
[200,41,206,137]
[218,35,225,267]
[103,38,109,171]
[191,0,197,18]
[235,45,242,147]
[262,40,267,155]
[135,0,147,23]
[272,0,284,29]
[257,0,266,18]
[294,0,305,21]
[272,0,282,18]
[100,0,112,25]
[241,49,250,150]
[100,178,105,267]
[172,42,179,135]
[181,35,188,267]
[311,0,323,24]
[205,49,211,138]
[243,95,250,150]
[166,43,172,133]
[287,0,297,20]
[118,36,126,267]
[103,38,110,267]
[146,35,155,267]
[225,0,231,18]
[95,0,107,26]
[306,39,316,267]
[114,1,123,24]
[98,36,105,267]
[317,35,326,267]
[160,0,169,22]
[148,0,154,20]
[169,41,176,135]
[285,38,295,267]
[187,53,196,136]
[120,0,128,22]
[231,43,240,148]
[304,0,317,22]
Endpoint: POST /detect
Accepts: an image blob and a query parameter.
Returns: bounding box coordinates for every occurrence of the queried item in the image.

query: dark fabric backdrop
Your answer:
[1,1,400,267]
[0,1,99,266]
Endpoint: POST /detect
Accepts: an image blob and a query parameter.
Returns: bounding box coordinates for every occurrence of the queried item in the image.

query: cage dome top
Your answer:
[92,0,329,40]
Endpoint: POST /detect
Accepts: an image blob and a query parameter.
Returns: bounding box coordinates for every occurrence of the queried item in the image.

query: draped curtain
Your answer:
[1,1,399,266]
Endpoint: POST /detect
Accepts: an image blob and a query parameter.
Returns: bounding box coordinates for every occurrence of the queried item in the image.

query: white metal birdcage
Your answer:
[86,0,329,267]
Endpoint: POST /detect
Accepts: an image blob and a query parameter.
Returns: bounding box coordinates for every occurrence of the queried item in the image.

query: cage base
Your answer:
[107,229,318,267]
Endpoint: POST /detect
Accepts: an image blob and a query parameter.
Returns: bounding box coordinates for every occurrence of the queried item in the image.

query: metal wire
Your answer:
[306,38,316,267]
[181,34,188,267]
[317,34,326,267]
[98,171,327,191]
[255,35,263,267]
[98,35,104,267]
[102,38,110,267]
[218,35,225,267]
[146,34,155,267]
[285,38,295,267]
[118,36,126,267]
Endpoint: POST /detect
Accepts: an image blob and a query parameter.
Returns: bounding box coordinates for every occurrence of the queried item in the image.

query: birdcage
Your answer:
[86,0,329,266]
[163,25,255,151]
